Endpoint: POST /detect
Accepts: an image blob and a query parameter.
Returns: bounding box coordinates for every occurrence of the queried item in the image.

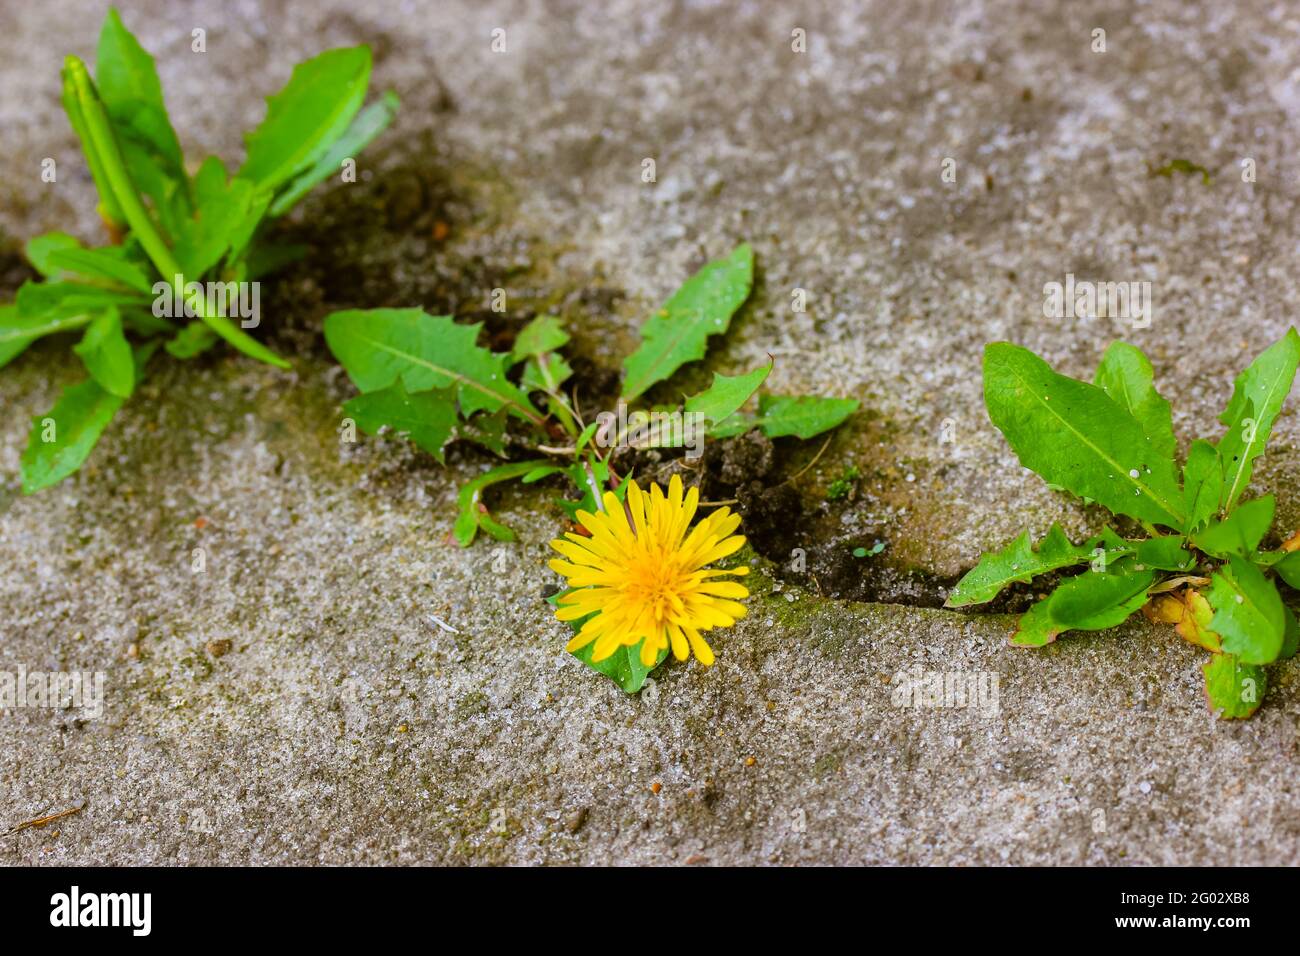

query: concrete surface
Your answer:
[1,0,1298,864]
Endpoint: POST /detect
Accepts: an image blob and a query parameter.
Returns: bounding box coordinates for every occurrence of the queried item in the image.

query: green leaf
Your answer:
[510,314,569,364]
[73,307,134,397]
[521,465,566,484]
[1282,606,1300,660]
[46,246,154,294]
[454,460,549,546]
[324,308,542,423]
[575,421,600,452]
[61,55,124,228]
[685,363,772,427]
[1272,551,1300,589]
[16,280,147,320]
[164,321,218,359]
[1132,535,1194,571]
[1206,555,1285,664]
[983,342,1185,528]
[238,46,372,194]
[712,394,858,440]
[1216,328,1300,511]
[1191,495,1274,558]
[0,305,91,370]
[558,458,622,521]
[1093,341,1177,460]
[570,638,668,694]
[946,524,1099,607]
[95,8,189,235]
[343,382,458,463]
[21,376,126,493]
[621,243,754,399]
[1201,653,1266,719]
[454,409,510,458]
[25,232,82,278]
[1011,568,1155,647]
[172,157,256,278]
[1182,439,1223,533]
[521,353,573,394]
[268,89,400,217]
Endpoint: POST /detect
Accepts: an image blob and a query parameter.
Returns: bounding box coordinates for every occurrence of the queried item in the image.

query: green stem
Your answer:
[65,57,289,370]
[548,393,578,438]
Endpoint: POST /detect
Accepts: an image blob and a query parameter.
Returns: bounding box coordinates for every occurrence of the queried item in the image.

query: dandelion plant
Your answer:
[325,243,859,690]
[950,331,1300,718]
[1,8,398,492]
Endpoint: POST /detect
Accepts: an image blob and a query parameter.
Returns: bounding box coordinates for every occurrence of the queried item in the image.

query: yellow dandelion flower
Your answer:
[548,474,749,668]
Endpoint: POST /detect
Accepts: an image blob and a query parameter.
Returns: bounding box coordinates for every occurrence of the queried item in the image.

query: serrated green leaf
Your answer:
[73,307,134,397]
[1216,328,1300,511]
[1206,555,1285,664]
[510,314,569,364]
[46,246,154,294]
[1191,495,1274,558]
[712,394,858,440]
[25,232,82,278]
[621,243,753,399]
[685,363,772,427]
[164,321,218,359]
[1093,340,1176,460]
[946,524,1099,607]
[454,409,510,458]
[324,308,542,424]
[1011,568,1155,646]
[343,382,457,463]
[238,46,372,194]
[268,89,399,217]
[984,342,1185,529]
[454,459,549,546]
[1202,652,1266,719]
[1182,439,1222,533]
